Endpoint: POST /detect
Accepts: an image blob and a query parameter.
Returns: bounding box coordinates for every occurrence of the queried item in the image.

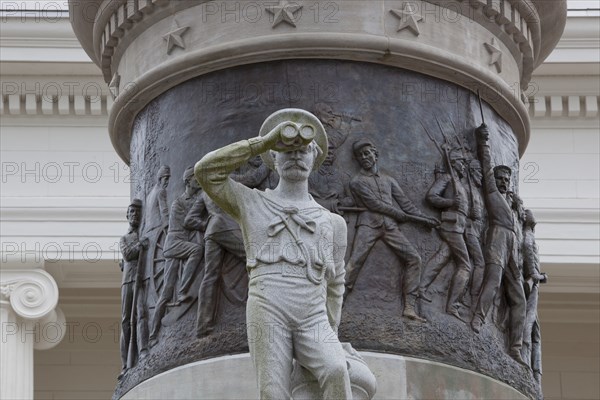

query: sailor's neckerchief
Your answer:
[258,191,326,284]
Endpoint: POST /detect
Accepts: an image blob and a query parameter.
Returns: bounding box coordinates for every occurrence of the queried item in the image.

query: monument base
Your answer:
[120,352,529,400]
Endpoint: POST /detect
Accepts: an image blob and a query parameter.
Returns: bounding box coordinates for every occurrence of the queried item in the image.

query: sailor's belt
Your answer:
[249,263,307,279]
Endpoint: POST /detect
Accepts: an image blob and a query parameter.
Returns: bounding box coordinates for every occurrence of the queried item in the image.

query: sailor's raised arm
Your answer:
[195,121,313,219]
[194,138,263,220]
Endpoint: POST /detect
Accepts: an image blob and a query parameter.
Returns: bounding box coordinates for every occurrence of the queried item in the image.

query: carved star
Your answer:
[390,4,423,36]
[108,73,120,99]
[266,1,302,28]
[484,38,503,73]
[163,21,190,55]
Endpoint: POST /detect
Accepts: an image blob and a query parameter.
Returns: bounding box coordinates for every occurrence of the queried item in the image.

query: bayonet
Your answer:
[477,89,486,127]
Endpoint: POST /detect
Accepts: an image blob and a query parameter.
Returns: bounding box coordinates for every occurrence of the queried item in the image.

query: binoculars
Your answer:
[277,122,316,146]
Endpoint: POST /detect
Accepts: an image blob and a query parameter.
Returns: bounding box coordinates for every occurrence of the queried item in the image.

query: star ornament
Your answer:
[484,38,503,73]
[267,1,303,28]
[163,22,190,55]
[390,4,423,36]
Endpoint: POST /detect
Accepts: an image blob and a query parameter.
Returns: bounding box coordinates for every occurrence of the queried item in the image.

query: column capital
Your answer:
[0,268,66,351]
[0,269,59,321]
[1,269,64,399]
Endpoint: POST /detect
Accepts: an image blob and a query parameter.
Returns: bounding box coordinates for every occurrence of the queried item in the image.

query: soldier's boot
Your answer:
[148,334,158,348]
[148,313,162,347]
[117,366,127,380]
[446,270,470,319]
[509,346,529,367]
[344,260,361,304]
[196,320,214,338]
[403,295,427,323]
[419,287,433,303]
[471,315,484,333]
[533,370,542,385]
[446,305,462,320]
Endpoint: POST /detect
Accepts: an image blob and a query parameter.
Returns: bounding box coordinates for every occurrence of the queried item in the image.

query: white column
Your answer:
[0,269,65,399]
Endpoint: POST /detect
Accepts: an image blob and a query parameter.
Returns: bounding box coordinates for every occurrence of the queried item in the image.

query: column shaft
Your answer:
[1,302,34,400]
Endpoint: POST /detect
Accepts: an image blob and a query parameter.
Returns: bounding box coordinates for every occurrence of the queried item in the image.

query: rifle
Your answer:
[330,112,362,122]
[433,116,459,192]
[448,118,466,150]
[477,89,486,127]
[127,235,147,368]
[449,114,478,215]
[338,206,435,226]
[419,120,444,157]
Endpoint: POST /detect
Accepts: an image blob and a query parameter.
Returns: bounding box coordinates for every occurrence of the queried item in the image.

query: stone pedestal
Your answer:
[68,1,567,399]
[0,269,65,399]
[121,353,528,400]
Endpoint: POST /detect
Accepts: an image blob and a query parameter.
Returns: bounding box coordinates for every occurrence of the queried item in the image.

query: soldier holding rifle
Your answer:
[420,142,472,320]
[470,123,528,366]
[118,199,148,377]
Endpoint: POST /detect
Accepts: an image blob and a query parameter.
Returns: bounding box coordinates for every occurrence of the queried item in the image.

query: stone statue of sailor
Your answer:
[195,109,376,400]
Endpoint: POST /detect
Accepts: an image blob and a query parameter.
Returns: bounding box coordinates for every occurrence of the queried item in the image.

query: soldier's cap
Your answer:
[314,102,334,116]
[183,166,195,181]
[494,165,512,176]
[157,165,171,178]
[352,138,376,155]
[259,108,328,171]
[524,209,537,227]
[129,198,142,208]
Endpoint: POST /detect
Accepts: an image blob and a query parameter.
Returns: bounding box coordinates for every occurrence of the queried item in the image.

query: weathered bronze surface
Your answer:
[115,60,542,400]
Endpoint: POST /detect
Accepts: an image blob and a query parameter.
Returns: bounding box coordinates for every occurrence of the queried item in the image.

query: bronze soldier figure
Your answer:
[345,139,438,322]
[149,167,204,346]
[119,199,148,377]
[470,125,528,366]
[522,209,548,381]
[464,157,486,301]
[308,103,356,214]
[141,165,170,236]
[194,192,245,337]
[421,146,472,319]
[308,143,354,214]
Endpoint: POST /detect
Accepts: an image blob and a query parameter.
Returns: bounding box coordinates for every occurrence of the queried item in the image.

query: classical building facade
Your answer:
[0,2,598,399]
